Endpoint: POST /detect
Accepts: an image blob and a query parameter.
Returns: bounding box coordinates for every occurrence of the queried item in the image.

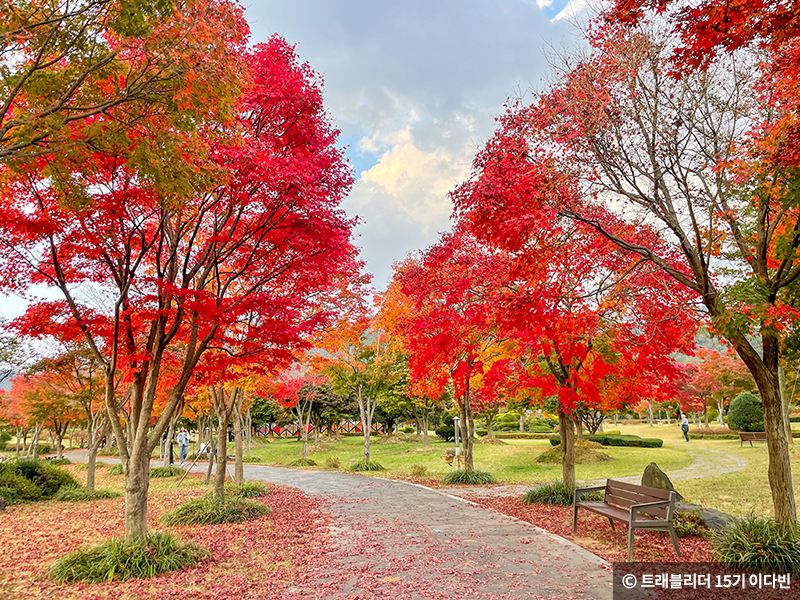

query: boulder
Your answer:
[675,501,732,530]
[641,462,684,501]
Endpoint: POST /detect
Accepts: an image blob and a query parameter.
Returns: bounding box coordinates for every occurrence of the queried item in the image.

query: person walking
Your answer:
[177,427,191,467]
[680,413,690,442]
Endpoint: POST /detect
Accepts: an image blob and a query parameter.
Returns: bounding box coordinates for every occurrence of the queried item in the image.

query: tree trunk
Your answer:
[519,412,525,433]
[124,449,150,543]
[245,408,252,459]
[559,409,575,488]
[780,366,793,446]
[457,390,475,472]
[356,384,374,463]
[647,402,654,426]
[421,410,430,448]
[486,415,494,438]
[574,415,583,439]
[213,417,228,500]
[234,399,243,485]
[163,417,176,468]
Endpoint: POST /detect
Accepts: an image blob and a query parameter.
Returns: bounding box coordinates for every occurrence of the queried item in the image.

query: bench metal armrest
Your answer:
[630,500,672,522]
[574,485,606,504]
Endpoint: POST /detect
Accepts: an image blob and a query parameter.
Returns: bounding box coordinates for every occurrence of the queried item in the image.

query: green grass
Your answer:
[246,431,691,484]
[52,486,121,502]
[49,531,208,582]
[159,493,271,525]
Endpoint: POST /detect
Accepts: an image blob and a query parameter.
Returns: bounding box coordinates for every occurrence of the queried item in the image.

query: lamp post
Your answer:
[453,416,460,467]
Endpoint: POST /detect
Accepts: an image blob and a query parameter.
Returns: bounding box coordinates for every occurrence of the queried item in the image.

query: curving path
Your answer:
[66,451,612,599]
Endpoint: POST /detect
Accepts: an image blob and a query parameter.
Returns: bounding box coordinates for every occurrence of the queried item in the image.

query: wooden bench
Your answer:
[738,431,767,447]
[573,479,679,561]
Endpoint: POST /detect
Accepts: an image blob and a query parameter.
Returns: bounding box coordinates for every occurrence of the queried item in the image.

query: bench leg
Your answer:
[627,527,635,562]
[573,505,578,533]
[668,526,681,557]
[607,517,615,531]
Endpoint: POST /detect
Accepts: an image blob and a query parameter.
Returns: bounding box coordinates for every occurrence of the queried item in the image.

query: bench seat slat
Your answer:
[576,502,660,523]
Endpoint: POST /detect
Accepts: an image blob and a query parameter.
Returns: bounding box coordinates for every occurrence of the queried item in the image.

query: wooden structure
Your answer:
[573,479,679,561]
[738,431,767,446]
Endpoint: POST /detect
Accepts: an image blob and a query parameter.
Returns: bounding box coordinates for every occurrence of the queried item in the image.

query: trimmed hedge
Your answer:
[493,432,554,440]
[549,434,663,448]
[728,392,764,432]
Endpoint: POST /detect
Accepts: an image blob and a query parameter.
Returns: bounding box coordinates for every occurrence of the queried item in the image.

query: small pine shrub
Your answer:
[673,511,709,538]
[727,392,765,432]
[107,464,124,475]
[149,466,182,478]
[287,458,317,467]
[241,456,263,463]
[521,481,604,505]
[11,459,79,498]
[49,531,209,582]
[49,458,71,466]
[443,469,496,485]
[53,486,121,502]
[160,493,271,525]
[225,481,269,498]
[352,461,385,471]
[0,471,43,503]
[713,515,800,574]
[409,463,427,476]
[400,425,416,434]
[434,426,455,442]
[325,457,341,469]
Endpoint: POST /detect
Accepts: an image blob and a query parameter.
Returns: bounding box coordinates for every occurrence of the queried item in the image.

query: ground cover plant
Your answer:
[0,459,80,503]
[0,465,333,599]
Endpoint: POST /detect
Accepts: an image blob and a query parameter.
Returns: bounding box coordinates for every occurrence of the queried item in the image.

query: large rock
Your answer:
[675,501,732,530]
[641,462,684,501]
[0,495,7,512]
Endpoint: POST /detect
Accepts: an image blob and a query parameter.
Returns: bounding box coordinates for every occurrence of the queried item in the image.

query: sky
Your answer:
[243,0,583,291]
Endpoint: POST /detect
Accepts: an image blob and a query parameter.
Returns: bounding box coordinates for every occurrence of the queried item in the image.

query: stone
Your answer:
[641,462,684,501]
[675,501,732,530]
[0,495,6,511]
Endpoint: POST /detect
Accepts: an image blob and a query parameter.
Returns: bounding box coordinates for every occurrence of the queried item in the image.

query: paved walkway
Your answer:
[66,451,612,599]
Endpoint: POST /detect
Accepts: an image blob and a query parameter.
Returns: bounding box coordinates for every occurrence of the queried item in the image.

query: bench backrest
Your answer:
[739,432,766,439]
[605,480,673,519]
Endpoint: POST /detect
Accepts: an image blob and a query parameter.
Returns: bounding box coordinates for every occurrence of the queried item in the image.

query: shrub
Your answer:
[49,458,71,466]
[443,469,496,485]
[49,531,209,582]
[549,434,663,448]
[224,481,269,498]
[107,464,124,475]
[53,487,121,502]
[241,455,263,463]
[160,494,271,525]
[492,412,522,431]
[0,470,43,503]
[0,431,11,450]
[521,481,602,505]
[528,426,554,433]
[12,459,79,498]
[727,392,765,432]
[352,461,385,471]
[325,457,340,469]
[400,425,416,434]
[475,428,488,437]
[287,458,317,467]
[435,425,455,442]
[149,466,182,478]
[409,463,427,476]
[673,511,710,538]
[713,515,800,574]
